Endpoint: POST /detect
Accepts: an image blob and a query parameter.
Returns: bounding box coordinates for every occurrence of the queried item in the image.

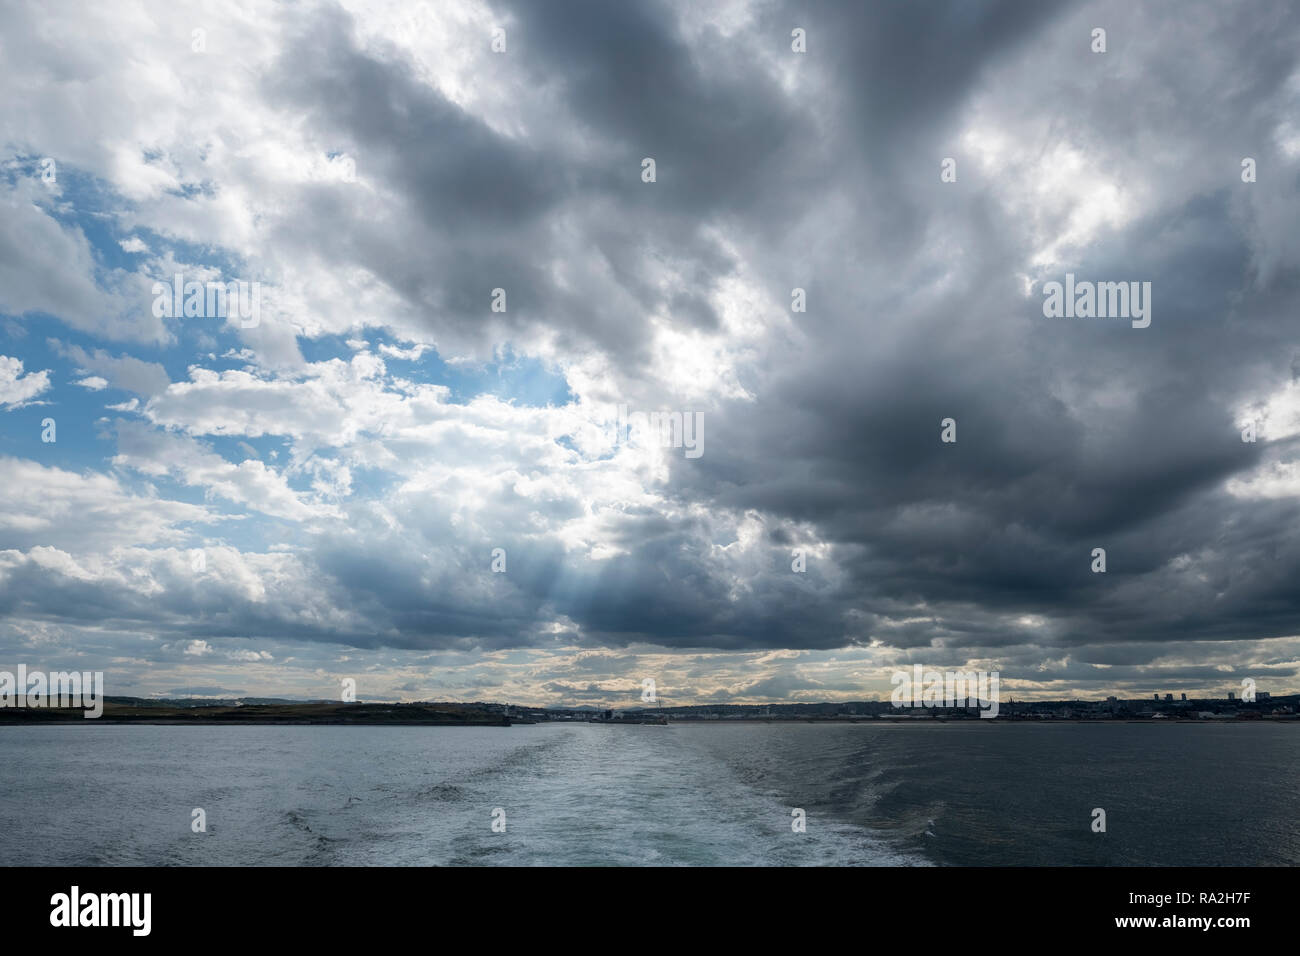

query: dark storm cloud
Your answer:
[244,0,1300,660]
[257,0,828,366]
[610,1,1300,660]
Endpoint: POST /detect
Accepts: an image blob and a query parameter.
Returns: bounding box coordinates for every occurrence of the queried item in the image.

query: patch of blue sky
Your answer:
[0,396,100,471]
[15,159,233,277]
[318,331,575,408]
[202,432,294,465]
[1,321,126,461]
[4,166,268,363]
[0,332,121,468]
[2,163,574,503]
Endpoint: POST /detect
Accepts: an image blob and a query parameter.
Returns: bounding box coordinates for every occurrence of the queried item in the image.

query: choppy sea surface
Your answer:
[2,722,1296,865]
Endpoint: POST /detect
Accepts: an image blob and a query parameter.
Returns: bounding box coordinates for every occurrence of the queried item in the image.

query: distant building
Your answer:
[1228,691,1235,701]
[1181,693,1187,701]
[1165,694,1173,702]
[1153,693,1159,701]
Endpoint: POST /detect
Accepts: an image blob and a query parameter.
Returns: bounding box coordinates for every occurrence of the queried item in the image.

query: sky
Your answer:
[1,0,1299,707]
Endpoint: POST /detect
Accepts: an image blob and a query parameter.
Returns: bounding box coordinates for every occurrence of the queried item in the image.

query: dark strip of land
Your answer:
[1,694,1296,725]
[0,700,510,725]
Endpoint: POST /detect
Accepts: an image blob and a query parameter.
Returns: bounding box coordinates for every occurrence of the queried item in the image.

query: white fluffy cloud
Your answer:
[0,355,50,408]
[0,457,212,549]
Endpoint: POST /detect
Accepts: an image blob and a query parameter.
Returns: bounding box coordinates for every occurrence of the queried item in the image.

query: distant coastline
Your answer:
[1,694,1296,726]
[0,700,510,726]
